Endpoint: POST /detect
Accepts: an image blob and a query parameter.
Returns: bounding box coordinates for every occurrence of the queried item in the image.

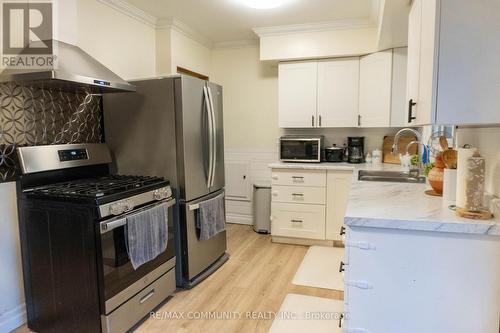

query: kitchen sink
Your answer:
[358,170,426,183]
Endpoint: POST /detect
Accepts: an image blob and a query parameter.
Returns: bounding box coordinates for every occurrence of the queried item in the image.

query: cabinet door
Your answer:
[405,0,422,126]
[325,170,352,241]
[390,47,408,127]
[278,62,318,128]
[317,58,359,128]
[416,0,438,125]
[271,202,326,240]
[358,51,393,127]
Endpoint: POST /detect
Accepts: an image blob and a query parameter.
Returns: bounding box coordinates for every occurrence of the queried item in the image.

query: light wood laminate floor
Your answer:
[14,224,343,333]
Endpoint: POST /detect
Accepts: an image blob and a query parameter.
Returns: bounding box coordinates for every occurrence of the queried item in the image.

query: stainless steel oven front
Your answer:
[279,136,324,163]
[97,196,176,333]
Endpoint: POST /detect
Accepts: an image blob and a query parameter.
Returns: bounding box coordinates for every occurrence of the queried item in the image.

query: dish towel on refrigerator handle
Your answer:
[196,193,226,241]
[125,202,169,270]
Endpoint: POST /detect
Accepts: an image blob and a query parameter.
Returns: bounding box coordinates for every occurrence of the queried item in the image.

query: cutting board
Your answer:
[383,135,418,164]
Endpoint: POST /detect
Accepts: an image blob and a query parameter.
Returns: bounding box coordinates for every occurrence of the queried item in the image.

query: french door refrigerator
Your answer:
[103,76,228,288]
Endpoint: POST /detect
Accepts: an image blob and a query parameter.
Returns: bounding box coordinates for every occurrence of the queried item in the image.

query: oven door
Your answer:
[280,138,321,162]
[97,198,176,314]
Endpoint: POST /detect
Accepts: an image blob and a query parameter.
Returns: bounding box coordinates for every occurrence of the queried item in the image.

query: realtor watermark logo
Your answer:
[1,1,56,69]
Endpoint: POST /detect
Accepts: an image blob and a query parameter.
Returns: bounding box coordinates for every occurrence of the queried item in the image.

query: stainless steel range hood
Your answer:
[0,40,136,93]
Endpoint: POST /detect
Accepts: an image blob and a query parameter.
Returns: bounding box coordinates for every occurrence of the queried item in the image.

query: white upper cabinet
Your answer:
[317,58,360,128]
[406,0,500,126]
[278,62,318,128]
[278,49,408,129]
[358,51,393,127]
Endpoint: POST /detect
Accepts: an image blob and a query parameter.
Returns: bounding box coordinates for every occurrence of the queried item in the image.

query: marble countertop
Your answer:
[269,162,500,236]
[345,174,500,237]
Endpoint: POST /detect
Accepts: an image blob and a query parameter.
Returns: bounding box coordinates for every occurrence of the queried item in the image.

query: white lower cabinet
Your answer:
[271,185,326,205]
[270,168,353,242]
[271,202,326,240]
[343,226,500,333]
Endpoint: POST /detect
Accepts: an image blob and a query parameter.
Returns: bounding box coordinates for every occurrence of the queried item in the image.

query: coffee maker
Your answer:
[347,137,365,163]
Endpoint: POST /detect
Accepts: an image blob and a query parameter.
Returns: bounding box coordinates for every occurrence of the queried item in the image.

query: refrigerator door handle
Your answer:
[207,85,217,188]
[203,86,214,188]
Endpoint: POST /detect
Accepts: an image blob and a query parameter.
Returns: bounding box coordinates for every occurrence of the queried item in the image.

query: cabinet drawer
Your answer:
[271,185,326,204]
[271,202,326,240]
[271,169,326,187]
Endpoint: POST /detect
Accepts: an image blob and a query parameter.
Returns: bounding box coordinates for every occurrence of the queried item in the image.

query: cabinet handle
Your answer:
[311,115,315,127]
[340,226,346,236]
[358,115,361,126]
[339,261,346,273]
[291,193,304,197]
[345,241,376,251]
[339,314,344,328]
[291,219,303,223]
[319,115,322,127]
[408,99,417,123]
[292,176,304,183]
[345,280,373,289]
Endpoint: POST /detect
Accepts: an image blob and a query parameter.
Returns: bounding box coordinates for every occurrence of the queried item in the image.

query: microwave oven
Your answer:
[279,136,324,163]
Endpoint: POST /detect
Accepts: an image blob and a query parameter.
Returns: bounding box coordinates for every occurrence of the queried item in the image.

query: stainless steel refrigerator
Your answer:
[103,76,228,288]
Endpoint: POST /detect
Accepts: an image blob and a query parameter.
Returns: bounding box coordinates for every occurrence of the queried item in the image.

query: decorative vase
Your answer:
[428,154,445,195]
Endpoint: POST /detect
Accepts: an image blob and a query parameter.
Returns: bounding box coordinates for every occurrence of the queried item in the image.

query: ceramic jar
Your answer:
[428,154,445,194]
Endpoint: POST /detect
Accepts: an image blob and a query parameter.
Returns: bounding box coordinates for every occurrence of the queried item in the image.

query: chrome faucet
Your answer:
[392,128,423,173]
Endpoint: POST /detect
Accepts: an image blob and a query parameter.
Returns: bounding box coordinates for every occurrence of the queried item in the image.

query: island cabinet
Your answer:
[270,168,353,245]
[405,0,500,126]
[342,226,500,333]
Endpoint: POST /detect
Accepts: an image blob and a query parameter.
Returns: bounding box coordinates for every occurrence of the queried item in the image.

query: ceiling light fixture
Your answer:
[241,0,286,9]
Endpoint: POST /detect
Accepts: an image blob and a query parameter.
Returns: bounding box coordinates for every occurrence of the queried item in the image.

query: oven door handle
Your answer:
[101,218,127,233]
[100,198,176,234]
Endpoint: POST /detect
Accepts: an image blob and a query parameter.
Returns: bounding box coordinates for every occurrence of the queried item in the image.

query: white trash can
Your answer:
[253,183,271,234]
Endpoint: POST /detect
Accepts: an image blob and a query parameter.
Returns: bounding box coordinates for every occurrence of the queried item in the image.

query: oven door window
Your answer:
[281,140,319,161]
[99,203,175,301]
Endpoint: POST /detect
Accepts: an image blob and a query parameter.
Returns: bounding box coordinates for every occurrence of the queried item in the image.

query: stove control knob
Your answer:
[109,202,125,216]
[123,200,135,212]
[154,187,172,201]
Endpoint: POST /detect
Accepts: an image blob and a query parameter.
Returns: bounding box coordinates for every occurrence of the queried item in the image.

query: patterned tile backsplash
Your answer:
[0,82,103,182]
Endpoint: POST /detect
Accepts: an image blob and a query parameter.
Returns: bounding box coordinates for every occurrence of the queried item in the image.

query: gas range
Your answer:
[16,143,177,333]
[29,175,167,201]
[25,174,172,218]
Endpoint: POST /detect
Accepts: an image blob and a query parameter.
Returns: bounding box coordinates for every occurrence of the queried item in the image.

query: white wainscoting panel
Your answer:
[225,149,278,225]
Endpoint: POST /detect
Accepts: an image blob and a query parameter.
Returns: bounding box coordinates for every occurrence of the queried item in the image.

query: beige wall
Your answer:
[170,29,212,77]
[211,45,280,150]
[77,0,157,80]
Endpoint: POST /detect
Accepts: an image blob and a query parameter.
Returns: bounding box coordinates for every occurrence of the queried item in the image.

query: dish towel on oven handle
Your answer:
[196,192,226,241]
[125,202,169,270]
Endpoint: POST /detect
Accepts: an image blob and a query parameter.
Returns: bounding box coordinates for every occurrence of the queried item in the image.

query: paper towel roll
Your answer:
[443,169,457,204]
[456,147,475,208]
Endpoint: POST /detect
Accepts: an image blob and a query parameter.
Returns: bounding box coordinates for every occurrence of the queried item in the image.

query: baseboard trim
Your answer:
[272,236,335,247]
[226,213,253,226]
[0,303,26,333]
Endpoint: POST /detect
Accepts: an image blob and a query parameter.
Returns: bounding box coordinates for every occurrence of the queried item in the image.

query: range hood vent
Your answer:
[0,40,136,93]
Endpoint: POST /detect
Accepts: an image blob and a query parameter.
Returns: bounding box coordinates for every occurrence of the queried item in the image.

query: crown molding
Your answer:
[253,18,377,38]
[156,18,213,49]
[97,0,158,28]
[213,39,259,49]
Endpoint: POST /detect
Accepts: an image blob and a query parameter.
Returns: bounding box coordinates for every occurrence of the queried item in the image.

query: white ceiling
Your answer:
[120,0,378,43]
